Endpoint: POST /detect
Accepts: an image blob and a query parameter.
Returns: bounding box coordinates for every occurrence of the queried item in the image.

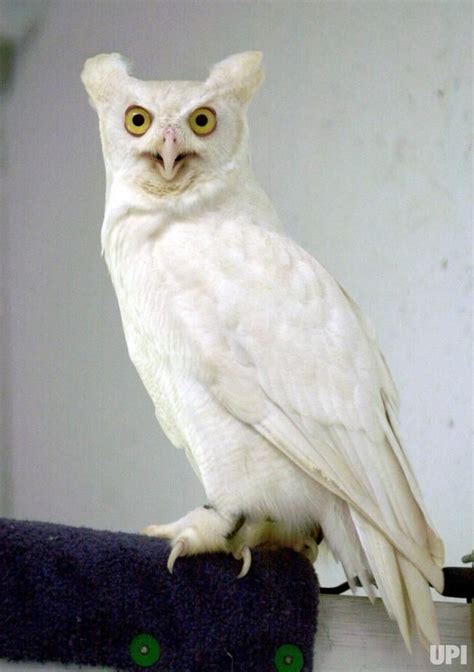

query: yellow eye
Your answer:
[188,107,217,136]
[124,106,152,136]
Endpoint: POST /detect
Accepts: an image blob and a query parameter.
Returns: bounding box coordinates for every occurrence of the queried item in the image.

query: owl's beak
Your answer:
[146,127,194,180]
[161,128,182,180]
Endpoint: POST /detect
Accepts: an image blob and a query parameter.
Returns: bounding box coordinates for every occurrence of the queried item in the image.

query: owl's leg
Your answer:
[142,506,249,575]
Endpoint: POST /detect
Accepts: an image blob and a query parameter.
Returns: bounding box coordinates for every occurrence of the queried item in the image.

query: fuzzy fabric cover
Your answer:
[0,518,318,671]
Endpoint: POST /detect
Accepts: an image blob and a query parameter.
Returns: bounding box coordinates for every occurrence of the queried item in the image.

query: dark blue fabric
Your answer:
[0,518,318,671]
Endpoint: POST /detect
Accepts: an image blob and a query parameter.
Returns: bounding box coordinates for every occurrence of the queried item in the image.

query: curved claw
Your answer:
[304,537,319,563]
[167,539,186,574]
[235,546,252,579]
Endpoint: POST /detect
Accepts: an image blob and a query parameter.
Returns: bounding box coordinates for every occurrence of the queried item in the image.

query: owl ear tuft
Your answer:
[81,53,131,109]
[207,51,264,104]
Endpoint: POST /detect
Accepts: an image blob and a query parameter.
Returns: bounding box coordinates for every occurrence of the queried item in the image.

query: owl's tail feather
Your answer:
[398,555,441,649]
[351,510,440,651]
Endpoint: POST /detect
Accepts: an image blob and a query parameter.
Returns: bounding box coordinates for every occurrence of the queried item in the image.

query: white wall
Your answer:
[2,0,471,592]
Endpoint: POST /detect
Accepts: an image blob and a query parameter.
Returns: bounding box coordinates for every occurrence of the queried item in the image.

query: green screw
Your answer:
[274,643,304,671]
[129,633,161,667]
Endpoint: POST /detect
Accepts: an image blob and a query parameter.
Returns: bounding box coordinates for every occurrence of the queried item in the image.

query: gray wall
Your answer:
[1,0,472,591]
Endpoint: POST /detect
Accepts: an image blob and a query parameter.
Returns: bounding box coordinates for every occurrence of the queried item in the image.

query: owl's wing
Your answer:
[188,223,443,647]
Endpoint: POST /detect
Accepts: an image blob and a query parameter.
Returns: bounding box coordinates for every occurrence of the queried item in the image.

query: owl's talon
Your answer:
[234,545,252,578]
[167,539,187,574]
[303,536,319,563]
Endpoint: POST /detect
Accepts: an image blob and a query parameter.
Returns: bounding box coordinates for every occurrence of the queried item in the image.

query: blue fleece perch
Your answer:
[0,518,318,671]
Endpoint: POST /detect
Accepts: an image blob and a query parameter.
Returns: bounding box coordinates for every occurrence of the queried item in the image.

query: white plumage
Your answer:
[81,51,444,649]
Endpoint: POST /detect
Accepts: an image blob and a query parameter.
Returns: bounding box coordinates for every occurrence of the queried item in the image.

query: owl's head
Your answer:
[81,52,263,203]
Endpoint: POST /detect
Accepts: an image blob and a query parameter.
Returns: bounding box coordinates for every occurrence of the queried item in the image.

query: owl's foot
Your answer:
[229,518,320,566]
[291,535,319,563]
[142,506,243,574]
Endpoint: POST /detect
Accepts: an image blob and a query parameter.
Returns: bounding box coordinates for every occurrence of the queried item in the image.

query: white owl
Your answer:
[81,52,444,649]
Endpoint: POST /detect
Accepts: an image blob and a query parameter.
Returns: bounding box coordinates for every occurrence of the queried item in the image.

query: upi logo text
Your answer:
[430,644,468,665]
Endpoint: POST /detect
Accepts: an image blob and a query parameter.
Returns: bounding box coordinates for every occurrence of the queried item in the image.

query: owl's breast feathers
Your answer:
[103,210,403,449]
